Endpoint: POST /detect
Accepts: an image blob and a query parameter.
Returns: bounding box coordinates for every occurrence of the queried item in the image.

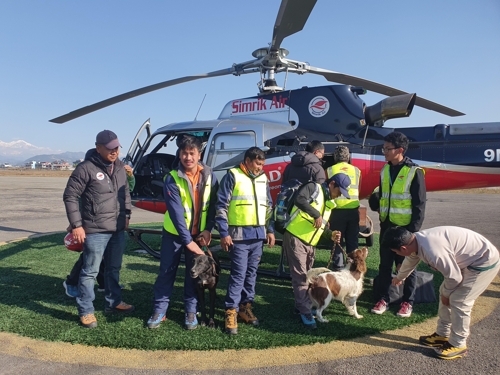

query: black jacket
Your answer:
[63,149,131,234]
[282,151,326,184]
[379,156,426,232]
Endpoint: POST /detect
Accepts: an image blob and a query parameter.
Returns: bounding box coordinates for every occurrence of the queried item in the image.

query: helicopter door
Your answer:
[124,119,151,166]
[205,131,256,181]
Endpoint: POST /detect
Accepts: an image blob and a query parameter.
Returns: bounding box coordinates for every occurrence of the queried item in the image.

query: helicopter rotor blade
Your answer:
[307,65,465,117]
[49,67,238,124]
[270,0,317,52]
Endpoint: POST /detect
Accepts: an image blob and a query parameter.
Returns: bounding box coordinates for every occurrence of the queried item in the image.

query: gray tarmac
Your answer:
[0,176,499,375]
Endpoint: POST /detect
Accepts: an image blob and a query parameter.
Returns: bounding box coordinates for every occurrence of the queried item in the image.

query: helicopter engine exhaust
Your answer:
[365,93,416,127]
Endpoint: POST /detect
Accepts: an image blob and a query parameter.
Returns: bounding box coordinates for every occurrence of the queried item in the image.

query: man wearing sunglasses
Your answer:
[371,131,426,318]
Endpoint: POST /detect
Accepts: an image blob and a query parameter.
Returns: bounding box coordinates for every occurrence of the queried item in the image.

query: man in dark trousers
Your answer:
[215,147,275,335]
[147,135,218,330]
[282,140,326,184]
[326,145,361,270]
[63,130,134,328]
[371,131,426,318]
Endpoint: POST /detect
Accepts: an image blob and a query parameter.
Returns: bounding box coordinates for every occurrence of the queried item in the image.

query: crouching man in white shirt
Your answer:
[382,225,500,360]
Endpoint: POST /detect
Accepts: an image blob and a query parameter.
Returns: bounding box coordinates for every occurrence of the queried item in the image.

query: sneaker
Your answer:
[63,281,79,298]
[419,332,449,347]
[294,307,317,316]
[371,299,388,315]
[397,302,413,318]
[225,308,238,335]
[300,313,317,329]
[104,301,135,314]
[238,302,259,326]
[434,341,468,360]
[80,313,97,328]
[185,312,198,330]
[147,312,166,329]
[97,284,124,292]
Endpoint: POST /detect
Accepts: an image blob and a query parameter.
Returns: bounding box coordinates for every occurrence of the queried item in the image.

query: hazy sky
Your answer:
[1,0,499,153]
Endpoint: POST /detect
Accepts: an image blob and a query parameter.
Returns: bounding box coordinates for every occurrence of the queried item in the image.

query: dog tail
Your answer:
[306,267,332,284]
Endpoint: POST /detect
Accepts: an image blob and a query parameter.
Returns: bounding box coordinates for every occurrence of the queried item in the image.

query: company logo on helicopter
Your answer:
[308,96,329,117]
[231,95,289,114]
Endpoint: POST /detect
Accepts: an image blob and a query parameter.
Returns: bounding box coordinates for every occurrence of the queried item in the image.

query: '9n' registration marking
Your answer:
[484,149,500,162]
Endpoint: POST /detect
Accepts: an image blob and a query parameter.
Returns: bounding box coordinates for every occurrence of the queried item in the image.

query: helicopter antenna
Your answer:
[194,94,207,121]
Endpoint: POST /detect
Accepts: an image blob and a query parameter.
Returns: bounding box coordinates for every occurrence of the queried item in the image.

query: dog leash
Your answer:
[202,246,214,258]
[326,243,348,269]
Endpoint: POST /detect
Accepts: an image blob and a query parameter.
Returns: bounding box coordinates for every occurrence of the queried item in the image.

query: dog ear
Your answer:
[208,257,219,277]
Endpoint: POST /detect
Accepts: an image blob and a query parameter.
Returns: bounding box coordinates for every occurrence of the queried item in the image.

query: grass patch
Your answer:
[0,225,442,351]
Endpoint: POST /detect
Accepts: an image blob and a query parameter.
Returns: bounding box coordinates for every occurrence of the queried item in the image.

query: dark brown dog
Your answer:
[190,251,221,328]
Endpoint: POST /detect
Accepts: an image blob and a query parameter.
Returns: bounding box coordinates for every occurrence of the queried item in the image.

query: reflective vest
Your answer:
[285,183,336,246]
[379,164,422,226]
[326,162,360,209]
[163,170,212,235]
[228,168,268,226]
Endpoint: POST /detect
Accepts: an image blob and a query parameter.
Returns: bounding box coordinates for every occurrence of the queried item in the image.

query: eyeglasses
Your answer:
[381,147,397,153]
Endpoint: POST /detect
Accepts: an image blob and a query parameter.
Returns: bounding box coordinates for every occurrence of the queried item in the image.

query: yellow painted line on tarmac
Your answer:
[0,277,498,371]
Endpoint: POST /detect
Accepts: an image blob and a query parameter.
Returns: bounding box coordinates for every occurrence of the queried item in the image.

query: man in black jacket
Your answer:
[63,130,134,328]
[282,140,326,184]
[371,131,426,318]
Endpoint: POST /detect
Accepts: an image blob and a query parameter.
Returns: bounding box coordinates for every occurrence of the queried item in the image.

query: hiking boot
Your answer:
[63,281,79,298]
[371,299,388,315]
[300,313,317,329]
[105,301,135,314]
[419,332,449,347]
[147,312,166,329]
[238,302,259,326]
[434,342,468,360]
[80,313,97,328]
[397,302,413,318]
[225,308,238,335]
[185,312,198,330]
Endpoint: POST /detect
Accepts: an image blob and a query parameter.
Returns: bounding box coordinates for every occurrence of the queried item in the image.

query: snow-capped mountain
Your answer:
[0,140,63,163]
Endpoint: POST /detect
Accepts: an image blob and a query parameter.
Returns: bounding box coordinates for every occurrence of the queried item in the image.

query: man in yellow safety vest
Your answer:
[215,147,275,335]
[371,131,426,318]
[326,145,361,270]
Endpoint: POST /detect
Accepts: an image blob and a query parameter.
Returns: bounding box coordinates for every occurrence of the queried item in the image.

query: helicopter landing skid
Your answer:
[126,228,290,279]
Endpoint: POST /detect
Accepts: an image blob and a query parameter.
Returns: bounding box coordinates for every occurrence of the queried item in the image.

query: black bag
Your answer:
[373,271,437,305]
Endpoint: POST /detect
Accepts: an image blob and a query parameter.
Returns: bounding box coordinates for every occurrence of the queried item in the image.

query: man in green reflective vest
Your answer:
[326,145,361,270]
[215,147,275,335]
[371,131,426,318]
[282,173,350,329]
[147,135,219,330]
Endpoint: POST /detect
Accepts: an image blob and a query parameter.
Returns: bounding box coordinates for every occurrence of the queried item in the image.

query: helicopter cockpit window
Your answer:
[207,131,256,171]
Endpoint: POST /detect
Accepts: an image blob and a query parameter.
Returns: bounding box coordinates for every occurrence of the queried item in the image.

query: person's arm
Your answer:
[63,165,87,230]
[394,253,420,281]
[407,168,426,232]
[314,164,326,184]
[294,182,321,218]
[265,181,275,247]
[215,172,234,239]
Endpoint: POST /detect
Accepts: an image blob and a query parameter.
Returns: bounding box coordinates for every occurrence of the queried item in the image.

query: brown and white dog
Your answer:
[307,247,368,322]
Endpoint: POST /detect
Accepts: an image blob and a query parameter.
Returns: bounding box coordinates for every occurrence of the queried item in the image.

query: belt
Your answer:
[467,260,499,272]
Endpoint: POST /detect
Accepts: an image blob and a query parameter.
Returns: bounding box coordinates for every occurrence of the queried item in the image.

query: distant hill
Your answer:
[23,151,86,164]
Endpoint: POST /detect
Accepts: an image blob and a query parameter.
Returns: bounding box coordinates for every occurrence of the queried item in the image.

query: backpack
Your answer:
[273,179,305,234]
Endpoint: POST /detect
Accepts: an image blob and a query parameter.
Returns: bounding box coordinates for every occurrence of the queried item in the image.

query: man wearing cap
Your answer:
[326,145,361,271]
[281,173,350,328]
[63,130,134,328]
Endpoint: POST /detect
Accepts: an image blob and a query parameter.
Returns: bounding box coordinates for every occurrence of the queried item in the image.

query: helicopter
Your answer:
[50,0,500,265]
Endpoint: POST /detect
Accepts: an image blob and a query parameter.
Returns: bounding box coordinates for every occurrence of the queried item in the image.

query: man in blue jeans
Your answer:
[63,130,134,328]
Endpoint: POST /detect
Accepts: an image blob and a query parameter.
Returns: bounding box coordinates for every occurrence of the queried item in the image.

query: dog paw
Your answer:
[317,317,328,323]
[208,319,216,329]
[355,315,363,319]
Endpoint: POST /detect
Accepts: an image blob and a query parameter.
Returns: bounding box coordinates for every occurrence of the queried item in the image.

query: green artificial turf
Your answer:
[0,226,442,351]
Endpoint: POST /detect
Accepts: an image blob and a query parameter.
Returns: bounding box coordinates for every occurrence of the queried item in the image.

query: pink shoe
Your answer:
[397,302,413,318]
[371,299,388,315]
